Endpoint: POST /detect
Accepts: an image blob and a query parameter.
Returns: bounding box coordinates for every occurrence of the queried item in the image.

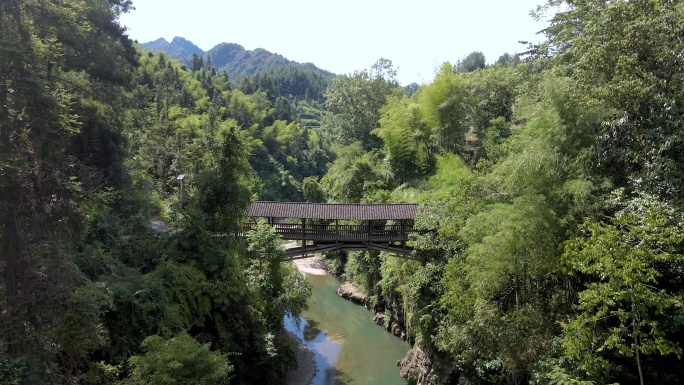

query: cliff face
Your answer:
[397,345,458,385]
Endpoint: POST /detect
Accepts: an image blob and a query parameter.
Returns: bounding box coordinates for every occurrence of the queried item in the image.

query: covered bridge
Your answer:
[245,202,428,259]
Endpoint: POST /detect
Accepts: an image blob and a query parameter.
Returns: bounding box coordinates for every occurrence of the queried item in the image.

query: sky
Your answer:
[119,0,551,85]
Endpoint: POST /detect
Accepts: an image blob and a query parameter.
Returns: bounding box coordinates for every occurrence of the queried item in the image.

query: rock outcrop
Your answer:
[336,282,367,305]
[397,345,458,385]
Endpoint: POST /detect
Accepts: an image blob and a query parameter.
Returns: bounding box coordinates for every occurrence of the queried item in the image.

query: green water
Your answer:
[285,273,412,385]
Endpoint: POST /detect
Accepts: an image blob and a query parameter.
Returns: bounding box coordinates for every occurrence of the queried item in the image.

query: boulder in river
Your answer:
[391,322,402,337]
[337,282,367,304]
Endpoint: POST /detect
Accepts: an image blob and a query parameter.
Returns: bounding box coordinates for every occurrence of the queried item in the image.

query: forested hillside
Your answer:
[2,0,684,384]
[142,37,334,137]
[310,1,684,384]
[0,1,319,383]
[141,37,334,87]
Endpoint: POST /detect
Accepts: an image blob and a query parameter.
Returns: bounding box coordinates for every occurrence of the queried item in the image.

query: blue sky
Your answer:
[119,0,550,85]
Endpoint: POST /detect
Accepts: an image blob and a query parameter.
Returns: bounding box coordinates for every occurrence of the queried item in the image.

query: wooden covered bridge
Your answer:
[244,201,429,259]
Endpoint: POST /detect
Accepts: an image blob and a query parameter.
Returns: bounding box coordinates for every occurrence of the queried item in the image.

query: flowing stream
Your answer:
[285,272,413,385]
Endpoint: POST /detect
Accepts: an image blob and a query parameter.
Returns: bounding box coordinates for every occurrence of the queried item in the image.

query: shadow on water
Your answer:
[308,357,354,385]
[303,318,323,342]
[332,367,352,385]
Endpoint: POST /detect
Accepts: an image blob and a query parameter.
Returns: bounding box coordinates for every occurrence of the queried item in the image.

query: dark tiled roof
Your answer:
[247,201,419,220]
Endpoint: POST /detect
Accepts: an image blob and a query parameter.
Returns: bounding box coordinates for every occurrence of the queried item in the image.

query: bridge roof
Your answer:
[247,201,419,220]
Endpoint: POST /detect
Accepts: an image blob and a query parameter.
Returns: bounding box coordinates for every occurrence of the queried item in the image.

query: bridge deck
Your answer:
[243,223,425,243]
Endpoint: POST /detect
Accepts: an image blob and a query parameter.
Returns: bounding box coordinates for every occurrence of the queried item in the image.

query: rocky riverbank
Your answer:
[336,281,367,304]
[285,333,317,385]
[336,281,409,340]
[291,255,328,275]
[397,344,458,385]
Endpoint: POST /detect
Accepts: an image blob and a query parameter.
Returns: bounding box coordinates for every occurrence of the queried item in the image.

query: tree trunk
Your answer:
[632,298,645,385]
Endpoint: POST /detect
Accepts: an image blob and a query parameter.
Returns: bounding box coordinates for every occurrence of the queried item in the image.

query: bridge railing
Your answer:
[242,222,427,242]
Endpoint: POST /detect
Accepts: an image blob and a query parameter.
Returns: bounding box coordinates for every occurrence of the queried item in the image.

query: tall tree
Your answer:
[1,0,137,380]
[562,193,684,384]
[457,51,486,72]
[326,58,401,149]
[537,0,684,200]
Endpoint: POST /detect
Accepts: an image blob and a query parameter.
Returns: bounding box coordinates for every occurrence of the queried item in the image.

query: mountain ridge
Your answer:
[140,37,334,81]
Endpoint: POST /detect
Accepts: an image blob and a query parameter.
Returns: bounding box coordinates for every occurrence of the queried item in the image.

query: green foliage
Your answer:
[457,51,486,73]
[537,0,684,200]
[195,123,253,232]
[411,75,602,383]
[460,194,558,303]
[247,223,311,323]
[418,63,470,153]
[326,58,402,149]
[153,263,212,329]
[417,153,478,251]
[403,262,444,346]
[120,333,233,385]
[343,251,383,296]
[479,116,511,162]
[415,62,521,158]
[545,367,596,385]
[102,270,177,363]
[238,64,331,103]
[561,192,684,383]
[320,143,393,203]
[374,95,436,183]
[302,176,326,202]
[0,0,138,381]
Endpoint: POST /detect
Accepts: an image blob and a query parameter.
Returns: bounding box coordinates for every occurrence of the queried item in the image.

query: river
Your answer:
[285,271,414,385]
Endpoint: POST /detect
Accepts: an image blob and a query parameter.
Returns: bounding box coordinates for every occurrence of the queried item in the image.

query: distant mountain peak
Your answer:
[141,36,333,80]
[170,36,195,45]
[148,37,169,45]
[140,37,204,65]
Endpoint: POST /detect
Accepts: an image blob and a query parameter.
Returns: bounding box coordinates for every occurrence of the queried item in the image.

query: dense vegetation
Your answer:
[2,0,684,384]
[311,2,684,384]
[141,37,334,92]
[0,1,315,383]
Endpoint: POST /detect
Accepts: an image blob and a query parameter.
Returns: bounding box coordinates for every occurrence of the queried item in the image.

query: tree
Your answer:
[374,95,436,183]
[418,63,470,153]
[457,51,486,72]
[561,193,684,384]
[1,0,137,380]
[196,123,253,233]
[191,53,204,72]
[120,333,233,385]
[320,143,393,203]
[326,58,401,149]
[302,176,326,202]
[495,52,520,67]
[537,0,684,200]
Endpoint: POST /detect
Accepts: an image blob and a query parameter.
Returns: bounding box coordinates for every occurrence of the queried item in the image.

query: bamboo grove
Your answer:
[2,0,684,384]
